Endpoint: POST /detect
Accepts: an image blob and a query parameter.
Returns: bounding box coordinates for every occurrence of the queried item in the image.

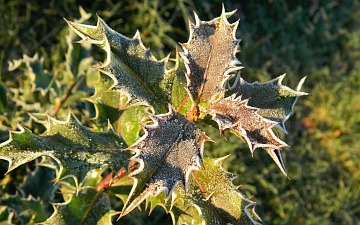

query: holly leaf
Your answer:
[180,6,242,105]
[120,105,211,217]
[170,53,192,115]
[169,156,262,224]
[169,197,203,225]
[44,187,111,225]
[0,193,47,224]
[119,105,150,145]
[66,16,178,113]
[64,6,93,82]
[8,54,54,94]
[6,8,96,120]
[96,211,118,225]
[18,164,57,208]
[0,113,129,189]
[205,94,289,177]
[88,72,124,130]
[88,72,149,145]
[229,74,307,133]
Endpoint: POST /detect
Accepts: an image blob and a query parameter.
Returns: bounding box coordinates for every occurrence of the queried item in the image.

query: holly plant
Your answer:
[0,5,306,225]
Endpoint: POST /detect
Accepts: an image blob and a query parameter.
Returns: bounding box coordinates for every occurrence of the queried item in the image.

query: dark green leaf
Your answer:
[66,16,178,113]
[0,113,129,188]
[0,194,47,224]
[44,187,111,225]
[171,157,263,224]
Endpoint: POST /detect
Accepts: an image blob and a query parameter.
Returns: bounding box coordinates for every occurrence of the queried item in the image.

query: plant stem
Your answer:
[95,168,127,191]
[50,76,82,117]
[94,161,138,191]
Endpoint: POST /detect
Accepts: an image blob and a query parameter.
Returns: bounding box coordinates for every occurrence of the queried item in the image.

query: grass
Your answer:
[1,0,360,224]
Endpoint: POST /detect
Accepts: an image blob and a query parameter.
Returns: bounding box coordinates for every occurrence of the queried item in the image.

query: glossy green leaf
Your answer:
[88,72,125,130]
[0,194,47,224]
[44,187,111,225]
[88,72,150,145]
[0,113,129,189]
[171,157,263,224]
[18,164,57,204]
[170,55,192,115]
[119,105,149,145]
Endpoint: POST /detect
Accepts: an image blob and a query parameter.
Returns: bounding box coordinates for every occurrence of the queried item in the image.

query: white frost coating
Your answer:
[266,149,288,179]
[67,15,174,113]
[180,5,243,103]
[174,156,264,224]
[244,204,263,225]
[0,124,25,148]
[206,93,289,177]
[191,203,207,225]
[122,105,212,217]
[235,73,308,134]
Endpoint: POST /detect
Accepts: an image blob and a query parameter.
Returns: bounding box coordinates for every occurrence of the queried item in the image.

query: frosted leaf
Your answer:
[180,6,242,104]
[170,157,263,224]
[206,94,289,177]
[120,105,211,217]
[230,74,307,133]
[0,194,47,224]
[66,16,178,113]
[0,113,129,189]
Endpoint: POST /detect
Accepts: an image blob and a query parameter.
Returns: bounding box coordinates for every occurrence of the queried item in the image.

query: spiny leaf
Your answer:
[144,190,203,224]
[0,112,129,188]
[88,72,149,145]
[6,8,96,120]
[229,74,307,133]
[66,16,178,113]
[8,54,55,100]
[18,164,57,206]
[145,192,168,216]
[8,53,53,93]
[64,7,93,82]
[44,187,111,225]
[170,157,262,224]
[180,6,242,105]
[170,52,192,115]
[0,193,47,224]
[121,105,211,217]
[145,187,203,224]
[169,200,203,225]
[171,68,192,115]
[205,94,289,177]
[88,72,124,129]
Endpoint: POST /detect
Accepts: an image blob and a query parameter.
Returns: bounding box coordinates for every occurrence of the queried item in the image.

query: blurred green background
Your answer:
[0,0,359,224]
